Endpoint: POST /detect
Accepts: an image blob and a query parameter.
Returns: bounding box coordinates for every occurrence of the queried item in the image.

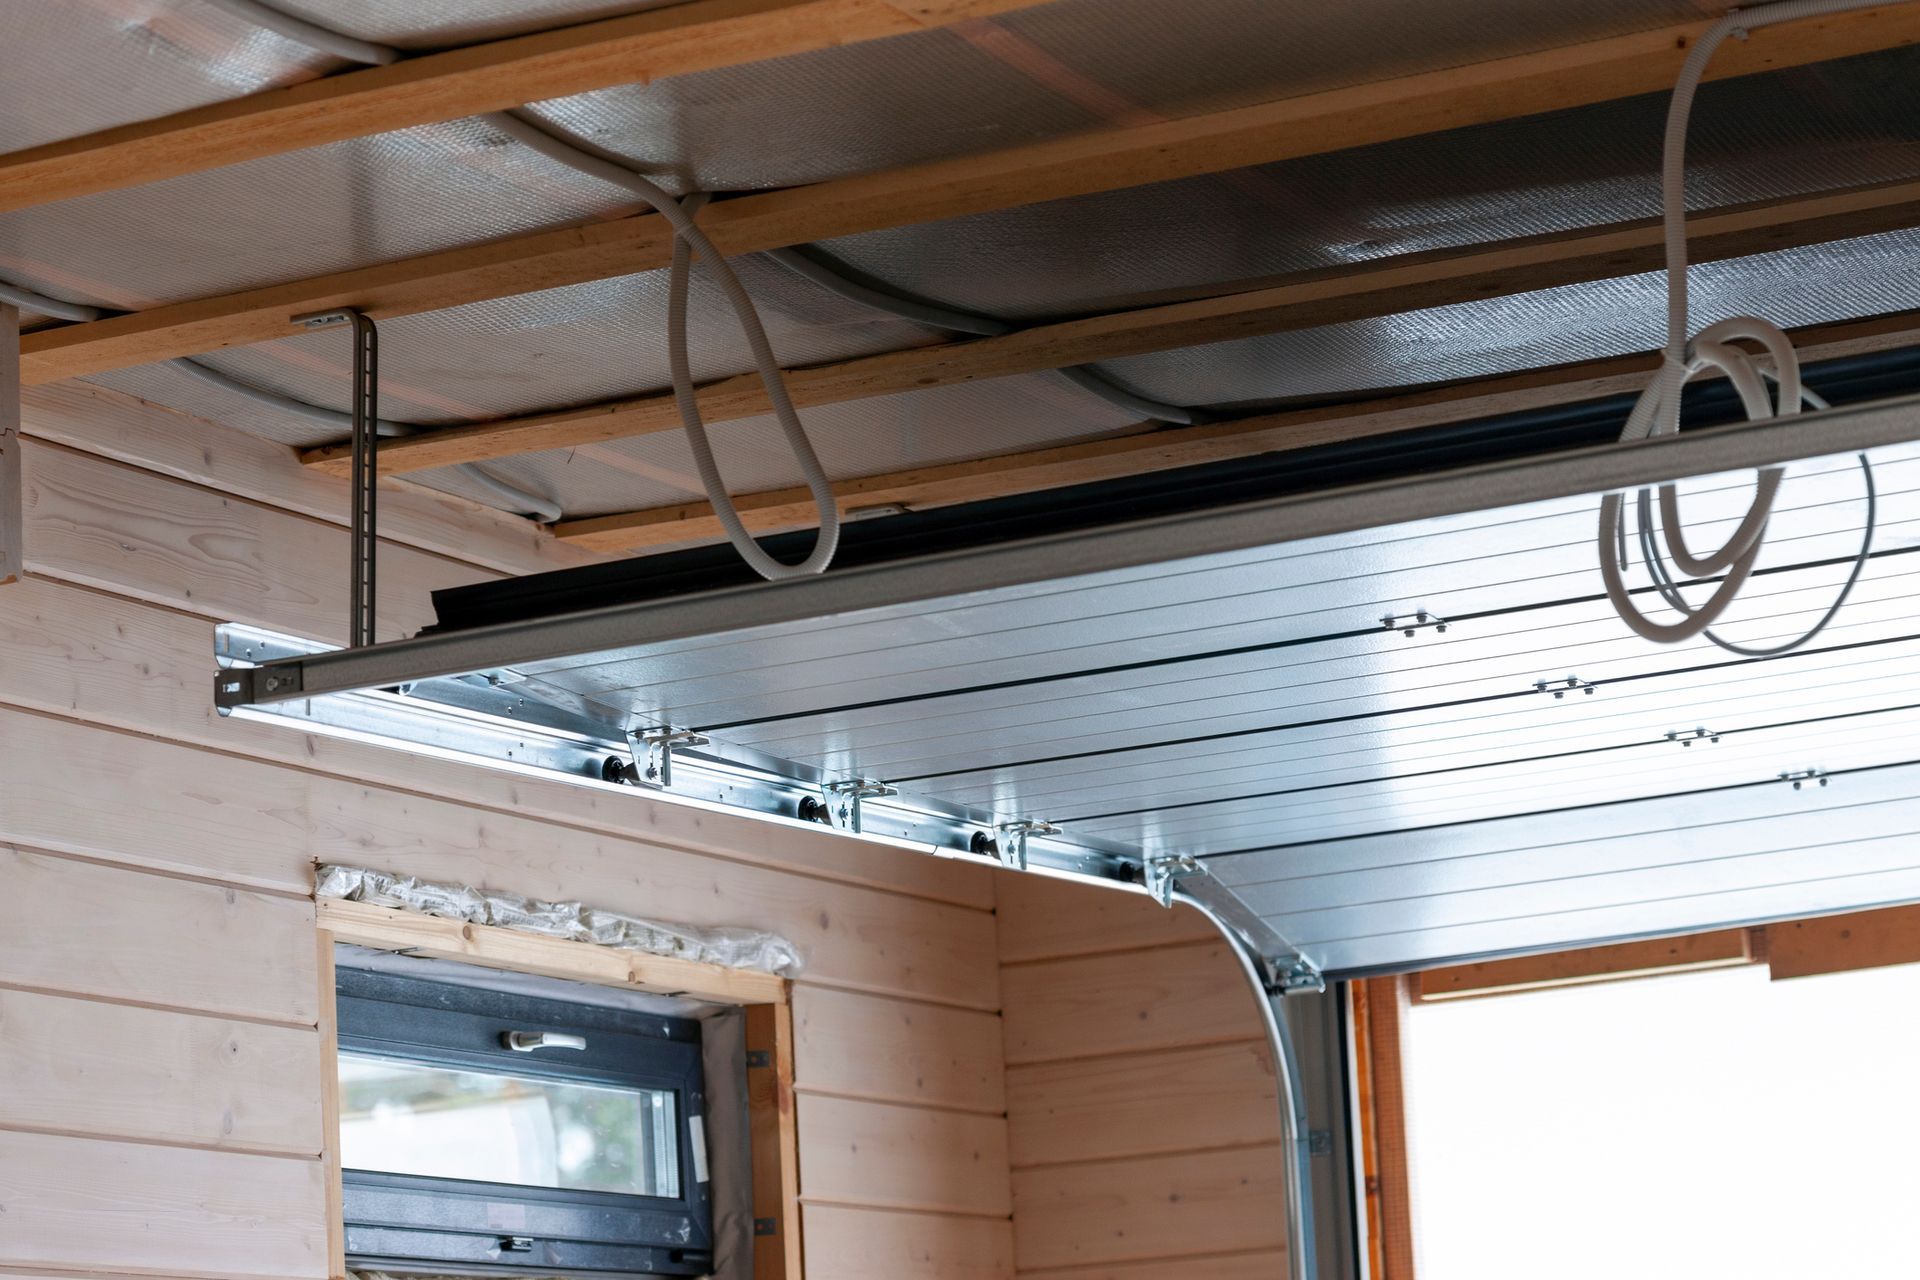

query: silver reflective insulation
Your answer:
[10,0,1920,526]
[0,0,341,152]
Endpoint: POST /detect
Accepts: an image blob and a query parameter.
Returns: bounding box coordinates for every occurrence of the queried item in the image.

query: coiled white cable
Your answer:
[1600,0,1884,647]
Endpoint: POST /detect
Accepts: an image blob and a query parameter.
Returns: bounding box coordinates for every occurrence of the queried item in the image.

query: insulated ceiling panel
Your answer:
[0,0,340,152]
[814,45,1920,321]
[221,402,1920,977]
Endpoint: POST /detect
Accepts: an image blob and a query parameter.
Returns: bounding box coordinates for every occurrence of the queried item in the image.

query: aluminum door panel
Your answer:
[506,455,1903,729]
[888,634,1920,818]
[722,553,1920,762]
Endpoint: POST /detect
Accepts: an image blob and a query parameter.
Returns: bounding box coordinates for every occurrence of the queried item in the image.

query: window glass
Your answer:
[339,1052,680,1198]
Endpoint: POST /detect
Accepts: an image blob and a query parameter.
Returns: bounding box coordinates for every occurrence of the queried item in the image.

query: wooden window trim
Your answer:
[315,897,801,1279]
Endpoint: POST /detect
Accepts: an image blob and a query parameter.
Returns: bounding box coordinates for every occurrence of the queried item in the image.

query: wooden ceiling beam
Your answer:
[22,4,1920,385]
[547,308,1920,553]
[299,174,1920,478]
[0,0,1046,215]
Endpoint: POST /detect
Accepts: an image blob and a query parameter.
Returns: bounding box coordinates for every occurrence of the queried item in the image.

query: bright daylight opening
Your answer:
[1405,962,1920,1279]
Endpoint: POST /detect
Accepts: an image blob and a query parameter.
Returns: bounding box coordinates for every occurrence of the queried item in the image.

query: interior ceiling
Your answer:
[15,1,1920,971]
[10,0,1920,521]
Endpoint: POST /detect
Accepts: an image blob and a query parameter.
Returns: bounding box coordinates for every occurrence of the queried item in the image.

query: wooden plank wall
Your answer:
[0,383,1014,1279]
[995,874,1291,1278]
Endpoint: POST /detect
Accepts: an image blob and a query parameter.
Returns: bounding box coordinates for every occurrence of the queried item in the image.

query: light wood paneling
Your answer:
[802,1205,1015,1280]
[0,846,317,1023]
[0,1130,327,1277]
[22,439,479,644]
[1767,904,1920,979]
[995,873,1214,964]
[0,573,992,909]
[0,707,999,1007]
[1007,1041,1277,1169]
[21,382,596,578]
[1011,1146,1288,1272]
[0,987,321,1155]
[0,708,313,891]
[1001,941,1262,1065]
[798,1094,1012,1217]
[794,985,1006,1113]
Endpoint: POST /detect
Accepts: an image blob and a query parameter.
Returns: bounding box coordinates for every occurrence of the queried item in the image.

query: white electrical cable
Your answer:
[106,0,846,579]
[493,110,841,579]
[1600,0,1885,647]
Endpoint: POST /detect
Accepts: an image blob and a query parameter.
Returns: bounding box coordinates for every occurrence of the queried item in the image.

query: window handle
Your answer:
[503,1031,588,1053]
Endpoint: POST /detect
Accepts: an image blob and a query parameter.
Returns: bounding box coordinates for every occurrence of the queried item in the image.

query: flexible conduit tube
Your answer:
[1175,889,1316,1280]
[1600,0,1885,649]
[198,0,402,65]
[0,277,563,521]
[764,245,1209,425]
[494,109,841,579]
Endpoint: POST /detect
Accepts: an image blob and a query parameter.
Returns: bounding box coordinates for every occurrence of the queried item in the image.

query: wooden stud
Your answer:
[316,898,790,1006]
[0,0,1051,215]
[548,306,1920,552]
[1414,930,1755,1001]
[290,175,1920,485]
[31,7,1920,386]
[747,1000,805,1280]
[1766,903,1920,980]
[1358,978,1418,1280]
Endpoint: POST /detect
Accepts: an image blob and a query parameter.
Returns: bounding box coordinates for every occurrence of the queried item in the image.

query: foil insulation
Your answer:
[10,0,1920,527]
[0,0,339,152]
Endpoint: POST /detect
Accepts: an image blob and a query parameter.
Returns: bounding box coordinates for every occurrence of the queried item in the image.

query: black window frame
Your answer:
[335,968,714,1277]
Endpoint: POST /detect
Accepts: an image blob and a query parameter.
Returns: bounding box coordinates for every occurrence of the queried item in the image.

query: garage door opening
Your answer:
[1401,955,1920,1279]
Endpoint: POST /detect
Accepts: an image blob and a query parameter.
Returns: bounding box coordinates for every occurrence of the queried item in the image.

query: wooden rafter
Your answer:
[300,174,1920,480]
[0,0,1049,215]
[548,308,1920,551]
[22,5,1920,385]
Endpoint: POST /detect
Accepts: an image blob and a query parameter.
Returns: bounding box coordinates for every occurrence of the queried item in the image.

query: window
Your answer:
[336,969,714,1276]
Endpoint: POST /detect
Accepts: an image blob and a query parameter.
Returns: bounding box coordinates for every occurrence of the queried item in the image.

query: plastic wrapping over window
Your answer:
[316,864,802,976]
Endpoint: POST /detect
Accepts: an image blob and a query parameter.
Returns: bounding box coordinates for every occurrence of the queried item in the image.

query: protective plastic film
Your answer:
[317,863,803,975]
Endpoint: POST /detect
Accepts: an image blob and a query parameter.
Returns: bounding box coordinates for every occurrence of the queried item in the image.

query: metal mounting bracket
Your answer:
[1666,726,1720,747]
[1535,675,1596,698]
[1380,608,1448,637]
[622,727,711,789]
[1142,851,1205,908]
[1274,956,1326,996]
[0,304,19,589]
[996,819,1062,872]
[826,777,899,834]
[294,307,380,648]
[1780,767,1828,791]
